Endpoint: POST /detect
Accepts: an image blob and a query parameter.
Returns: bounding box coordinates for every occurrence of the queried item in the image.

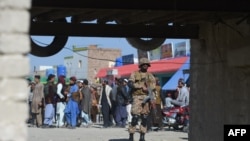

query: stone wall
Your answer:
[0,0,31,140]
[189,20,250,141]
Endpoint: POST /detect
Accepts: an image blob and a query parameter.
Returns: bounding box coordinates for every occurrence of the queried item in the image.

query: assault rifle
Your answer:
[141,78,157,113]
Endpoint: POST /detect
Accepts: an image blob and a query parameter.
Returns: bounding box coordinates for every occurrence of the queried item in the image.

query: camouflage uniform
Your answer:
[128,58,156,141]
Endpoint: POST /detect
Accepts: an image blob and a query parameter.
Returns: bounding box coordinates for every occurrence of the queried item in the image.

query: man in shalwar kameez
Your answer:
[43,74,56,128]
[31,75,44,127]
[64,76,80,129]
[80,79,92,127]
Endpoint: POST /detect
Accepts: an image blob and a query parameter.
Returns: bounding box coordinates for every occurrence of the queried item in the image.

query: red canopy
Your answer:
[96,56,189,78]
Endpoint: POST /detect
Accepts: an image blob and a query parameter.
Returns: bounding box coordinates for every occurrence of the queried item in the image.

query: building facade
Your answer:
[64,45,121,83]
[96,39,191,87]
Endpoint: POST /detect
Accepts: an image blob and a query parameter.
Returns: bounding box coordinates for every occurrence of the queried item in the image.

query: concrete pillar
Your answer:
[189,20,250,141]
[0,0,31,141]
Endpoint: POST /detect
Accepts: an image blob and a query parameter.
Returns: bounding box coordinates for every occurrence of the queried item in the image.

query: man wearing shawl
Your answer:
[80,79,92,127]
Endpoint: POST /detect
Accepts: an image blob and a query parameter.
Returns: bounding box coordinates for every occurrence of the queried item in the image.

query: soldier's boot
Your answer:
[139,133,145,141]
[128,133,134,141]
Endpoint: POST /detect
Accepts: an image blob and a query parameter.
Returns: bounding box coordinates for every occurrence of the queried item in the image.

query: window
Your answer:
[78,60,82,68]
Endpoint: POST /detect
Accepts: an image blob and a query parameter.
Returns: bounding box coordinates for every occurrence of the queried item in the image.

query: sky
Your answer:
[28,36,187,71]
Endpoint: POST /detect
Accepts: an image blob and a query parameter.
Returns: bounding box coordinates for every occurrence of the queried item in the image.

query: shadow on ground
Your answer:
[180,137,188,140]
[109,139,128,141]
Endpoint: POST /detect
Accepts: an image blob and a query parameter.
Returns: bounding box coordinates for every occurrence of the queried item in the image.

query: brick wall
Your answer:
[88,45,121,83]
[0,0,31,140]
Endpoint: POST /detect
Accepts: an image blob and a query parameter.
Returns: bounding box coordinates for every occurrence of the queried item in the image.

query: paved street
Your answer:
[28,124,188,141]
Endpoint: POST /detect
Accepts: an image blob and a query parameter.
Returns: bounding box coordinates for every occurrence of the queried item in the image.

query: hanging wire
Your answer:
[31,38,225,65]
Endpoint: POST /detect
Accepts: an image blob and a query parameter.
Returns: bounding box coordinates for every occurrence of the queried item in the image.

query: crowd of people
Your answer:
[26,57,189,141]
[26,74,135,129]
[27,75,102,129]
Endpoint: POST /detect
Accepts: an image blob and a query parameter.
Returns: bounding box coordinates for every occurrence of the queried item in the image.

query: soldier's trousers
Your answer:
[128,95,149,134]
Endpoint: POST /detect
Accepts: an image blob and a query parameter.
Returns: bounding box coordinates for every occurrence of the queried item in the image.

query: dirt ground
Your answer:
[28,124,188,141]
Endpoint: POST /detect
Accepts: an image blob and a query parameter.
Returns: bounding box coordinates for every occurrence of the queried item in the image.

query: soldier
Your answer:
[128,57,156,141]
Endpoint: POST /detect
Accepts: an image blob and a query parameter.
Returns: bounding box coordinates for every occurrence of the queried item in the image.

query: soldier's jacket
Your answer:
[129,70,156,96]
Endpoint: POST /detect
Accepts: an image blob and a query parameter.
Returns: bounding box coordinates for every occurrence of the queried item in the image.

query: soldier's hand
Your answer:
[142,86,148,92]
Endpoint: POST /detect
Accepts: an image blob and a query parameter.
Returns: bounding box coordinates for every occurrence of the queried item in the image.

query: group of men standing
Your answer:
[27,74,96,129]
[104,77,132,128]
[96,78,129,128]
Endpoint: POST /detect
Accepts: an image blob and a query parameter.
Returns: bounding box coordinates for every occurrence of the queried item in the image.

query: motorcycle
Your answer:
[162,105,189,131]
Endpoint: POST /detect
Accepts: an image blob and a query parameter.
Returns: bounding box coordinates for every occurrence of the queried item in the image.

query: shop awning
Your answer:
[162,57,190,90]
[96,57,189,78]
